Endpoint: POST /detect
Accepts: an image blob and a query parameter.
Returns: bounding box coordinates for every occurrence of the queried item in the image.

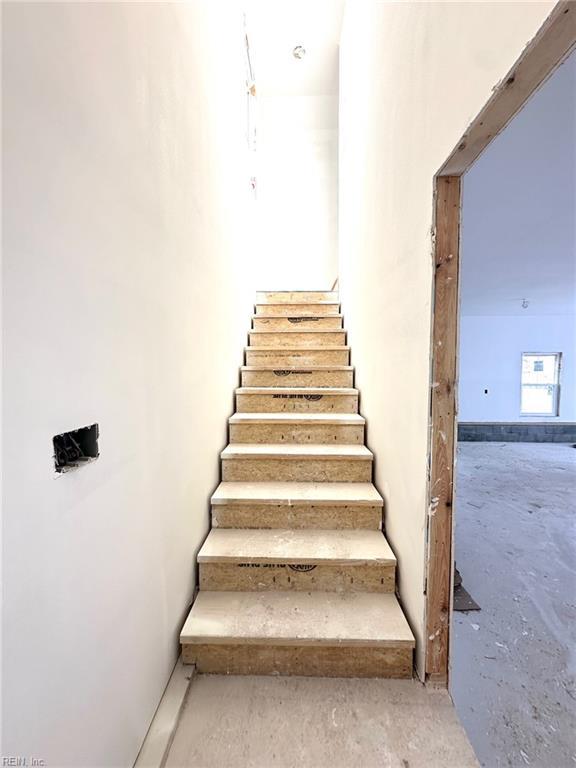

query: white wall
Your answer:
[459,316,575,422]
[459,52,576,423]
[2,3,255,765]
[245,0,341,289]
[254,94,339,288]
[338,0,555,677]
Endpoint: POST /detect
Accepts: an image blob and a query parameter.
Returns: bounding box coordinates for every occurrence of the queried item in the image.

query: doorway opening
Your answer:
[426,0,575,690]
[451,50,576,767]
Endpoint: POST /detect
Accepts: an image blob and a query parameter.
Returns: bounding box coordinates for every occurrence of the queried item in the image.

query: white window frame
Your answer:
[520,352,562,418]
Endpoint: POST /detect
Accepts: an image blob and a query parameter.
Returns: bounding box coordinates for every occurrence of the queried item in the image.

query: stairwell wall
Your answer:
[253,94,339,289]
[338,0,556,678]
[244,0,342,290]
[2,3,254,765]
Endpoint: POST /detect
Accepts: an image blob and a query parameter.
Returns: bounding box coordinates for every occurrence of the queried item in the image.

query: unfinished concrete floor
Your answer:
[165,675,477,768]
[452,442,576,768]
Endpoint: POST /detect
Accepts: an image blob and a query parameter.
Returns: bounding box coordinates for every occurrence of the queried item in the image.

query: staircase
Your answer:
[180,290,415,677]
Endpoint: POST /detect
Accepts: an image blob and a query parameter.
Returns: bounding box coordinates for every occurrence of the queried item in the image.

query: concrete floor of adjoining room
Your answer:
[451,442,576,768]
[165,675,478,768]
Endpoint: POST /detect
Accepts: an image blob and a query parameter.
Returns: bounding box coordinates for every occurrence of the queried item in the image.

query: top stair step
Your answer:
[256,291,338,304]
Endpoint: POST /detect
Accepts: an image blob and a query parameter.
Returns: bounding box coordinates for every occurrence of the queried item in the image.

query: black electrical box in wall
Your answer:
[53,424,99,473]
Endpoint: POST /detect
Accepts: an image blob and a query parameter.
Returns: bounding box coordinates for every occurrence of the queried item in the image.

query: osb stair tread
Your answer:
[254,305,341,315]
[241,365,353,371]
[198,529,396,565]
[181,591,415,647]
[257,291,338,299]
[211,481,384,506]
[250,329,345,335]
[229,413,365,425]
[221,444,373,460]
[255,301,341,305]
[236,387,358,395]
[245,346,350,352]
[253,314,344,320]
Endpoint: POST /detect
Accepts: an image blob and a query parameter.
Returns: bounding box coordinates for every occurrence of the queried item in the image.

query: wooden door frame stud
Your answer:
[425,1,576,685]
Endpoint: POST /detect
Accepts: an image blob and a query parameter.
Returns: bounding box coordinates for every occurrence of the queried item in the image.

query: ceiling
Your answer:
[460,50,576,317]
[244,0,344,97]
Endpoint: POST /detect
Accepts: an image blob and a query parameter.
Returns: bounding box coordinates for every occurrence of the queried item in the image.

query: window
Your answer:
[520,353,561,416]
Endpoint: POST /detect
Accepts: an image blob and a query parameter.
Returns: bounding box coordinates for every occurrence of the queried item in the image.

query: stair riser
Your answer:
[229,423,364,444]
[256,291,337,303]
[200,563,394,592]
[183,644,413,678]
[253,317,343,331]
[236,393,358,413]
[221,458,372,483]
[255,304,339,316]
[241,370,354,387]
[250,332,346,348]
[245,349,350,366]
[211,504,382,530]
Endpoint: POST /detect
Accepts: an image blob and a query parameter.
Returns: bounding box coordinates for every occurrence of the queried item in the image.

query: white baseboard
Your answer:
[133,657,195,768]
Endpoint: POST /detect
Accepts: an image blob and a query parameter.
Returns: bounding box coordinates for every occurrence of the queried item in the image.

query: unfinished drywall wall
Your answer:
[338,0,556,677]
[459,316,575,422]
[2,3,253,765]
[459,51,576,423]
[245,0,342,289]
[254,94,338,288]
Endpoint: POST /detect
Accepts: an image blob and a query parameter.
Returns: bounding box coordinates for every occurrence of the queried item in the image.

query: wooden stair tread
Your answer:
[245,346,350,352]
[250,329,345,335]
[229,413,364,424]
[256,292,338,302]
[254,305,341,316]
[181,591,414,647]
[198,529,396,564]
[256,301,341,306]
[253,314,344,320]
[211,481,384,506]
[241,365,353,371]
[236,387,357,395]
[180,289,415,677]
[221,444,373,460]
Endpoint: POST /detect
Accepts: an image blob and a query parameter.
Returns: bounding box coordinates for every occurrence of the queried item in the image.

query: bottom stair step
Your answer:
[180,591,415,677]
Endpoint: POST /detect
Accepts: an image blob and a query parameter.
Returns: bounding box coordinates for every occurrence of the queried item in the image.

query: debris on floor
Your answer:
[453,566,481,612]
[451,442,576,768]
